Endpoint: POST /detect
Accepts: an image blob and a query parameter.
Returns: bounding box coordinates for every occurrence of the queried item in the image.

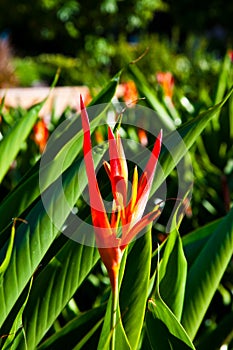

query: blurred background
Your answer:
[0,0,232,88]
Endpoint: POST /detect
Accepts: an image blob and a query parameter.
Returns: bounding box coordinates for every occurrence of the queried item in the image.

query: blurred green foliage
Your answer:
[12,34,224,101]
[0,0,167,55]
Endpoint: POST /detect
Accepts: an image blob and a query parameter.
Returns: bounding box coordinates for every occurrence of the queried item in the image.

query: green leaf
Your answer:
[1,277,33,350]
[146,298,196,350]
[120,230,152,349]
[0,101,44,183]
[181,207,233,340]
[0,219,18,274]
[106,297,132,350]
[1,146,107,347]
[156,228,187,321]
[182,219,221,267]
[145,225,195,350]
[212,51,233,131]
[0,149,106,347]
[97,230,152,350]
[89,70,122,107]
[37,305,105,350]
[72,317,104,350]
[0,158,82,329]
[18,242,100,350]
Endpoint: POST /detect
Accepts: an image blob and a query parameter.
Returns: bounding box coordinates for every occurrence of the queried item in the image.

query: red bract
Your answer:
[80,96,162,291]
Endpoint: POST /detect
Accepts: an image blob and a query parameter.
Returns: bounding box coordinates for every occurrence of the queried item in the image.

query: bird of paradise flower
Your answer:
[80,96,162,347]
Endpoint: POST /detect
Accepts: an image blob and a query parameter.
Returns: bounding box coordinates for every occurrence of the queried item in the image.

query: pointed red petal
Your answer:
[80,96,122,292]
[125,130,162,228]
[137,130,162,200]
[108,127,122,180]
[80,95,111,231]
[108,127,127,207]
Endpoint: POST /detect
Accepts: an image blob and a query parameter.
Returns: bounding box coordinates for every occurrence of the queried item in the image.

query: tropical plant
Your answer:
[0,62,232,350]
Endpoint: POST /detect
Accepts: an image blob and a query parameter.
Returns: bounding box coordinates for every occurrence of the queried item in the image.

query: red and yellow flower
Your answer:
[80,96,162,292]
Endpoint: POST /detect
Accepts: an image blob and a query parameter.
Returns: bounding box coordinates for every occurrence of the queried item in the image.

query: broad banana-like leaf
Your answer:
[0,159,81,328]
[119,231,152,349]
[146,298,195,350]
[182,219,221,267]
[181,207,233,339]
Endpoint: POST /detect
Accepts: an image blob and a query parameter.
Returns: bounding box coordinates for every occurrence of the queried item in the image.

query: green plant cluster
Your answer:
[0,53,233,350]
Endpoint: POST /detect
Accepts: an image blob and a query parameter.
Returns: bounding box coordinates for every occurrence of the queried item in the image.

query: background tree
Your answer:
[0,0,166,56]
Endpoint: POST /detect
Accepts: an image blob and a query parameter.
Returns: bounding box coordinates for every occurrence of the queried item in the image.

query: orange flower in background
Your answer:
[84,91,92,106]
[122,80,138,106]
[122,81,148,146]
[138,128,148,146]
[228,49,233,62]
[33,119,49,153]
[156,71,174,100]
[80,96,162,292]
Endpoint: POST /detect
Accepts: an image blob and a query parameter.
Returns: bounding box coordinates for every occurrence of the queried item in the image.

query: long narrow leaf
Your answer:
[182,219,221,267]
[0,140,108,344]
[0,158,82,328]
[156,228,187,321]
[119,230,152,349]
[13,242,100,350]
[181,207,233,339]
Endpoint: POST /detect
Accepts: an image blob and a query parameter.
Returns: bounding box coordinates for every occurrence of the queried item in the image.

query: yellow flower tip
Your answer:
[103,160,111,179]
[111,206,121,230]
[130,165,138,212]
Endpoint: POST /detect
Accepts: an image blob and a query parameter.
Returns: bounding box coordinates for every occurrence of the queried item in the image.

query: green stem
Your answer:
[110,272,119,350]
